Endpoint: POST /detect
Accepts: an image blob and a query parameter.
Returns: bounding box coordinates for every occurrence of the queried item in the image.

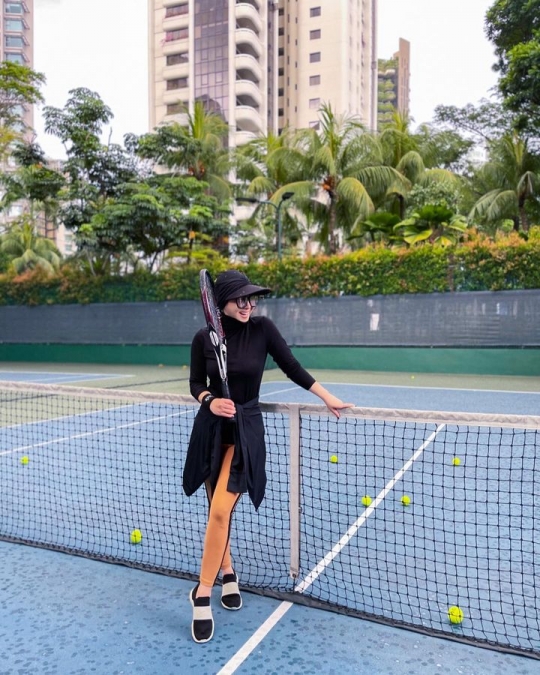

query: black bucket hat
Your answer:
[214,270,271,309]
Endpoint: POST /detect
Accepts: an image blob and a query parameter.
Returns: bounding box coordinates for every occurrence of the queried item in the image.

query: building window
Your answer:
[166,52,188,66]
[309,29,321,40]
[278,87,284,96]
[278,47,284,56]
[5,18,23,31]
[167,102,185,115]
[309,51,321,63]
[5,51,23,63]
[165,3,188,18]
[278,67,284,76]
[310,7,321,17]
[5,35,23,47]
[5,3,24,14]
[309,97,320,109]
[278,108,284,117]
[309,121,320,129]
[309,75,320,86]
[165,28,188,42]
[167,77,188,90]
[278,8,284,15]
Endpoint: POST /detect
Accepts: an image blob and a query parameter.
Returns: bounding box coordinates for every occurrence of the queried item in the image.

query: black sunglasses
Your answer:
[235,295,260,309]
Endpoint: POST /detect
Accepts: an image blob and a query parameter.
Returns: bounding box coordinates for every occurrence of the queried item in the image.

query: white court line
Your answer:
[1,402,151,432]
[260,385,300,398]
[318,381,540,396]
[217,423,446,675]
[0,409,194,456]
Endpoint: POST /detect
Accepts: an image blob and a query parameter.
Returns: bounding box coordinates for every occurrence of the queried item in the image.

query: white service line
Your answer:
[217,423,446,675]
[260,385,300,398]
[0,409,193,456]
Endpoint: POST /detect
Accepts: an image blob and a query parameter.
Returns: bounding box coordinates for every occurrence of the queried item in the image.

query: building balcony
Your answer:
[163,89,189,105]
[163,61,189,80]
[163,38,189,56]
[235,130,258,146]
[236,0,259,10]
[163,14,189,31]
[235,4,263,34]
[235,105,264,134]
[235,28,262,59]
[235,79,262,108]
[235,53,262,82]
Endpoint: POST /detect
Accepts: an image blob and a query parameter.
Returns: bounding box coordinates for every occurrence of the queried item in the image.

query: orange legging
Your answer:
[200,445,241,587]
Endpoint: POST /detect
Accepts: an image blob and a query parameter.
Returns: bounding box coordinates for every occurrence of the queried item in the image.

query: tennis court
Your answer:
[0,366,539,674]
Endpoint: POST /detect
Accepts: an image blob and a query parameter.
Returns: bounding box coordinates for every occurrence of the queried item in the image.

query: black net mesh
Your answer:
[0,383,539,657]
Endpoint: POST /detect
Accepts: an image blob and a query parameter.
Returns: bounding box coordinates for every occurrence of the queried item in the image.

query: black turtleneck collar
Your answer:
[221,313,248,338]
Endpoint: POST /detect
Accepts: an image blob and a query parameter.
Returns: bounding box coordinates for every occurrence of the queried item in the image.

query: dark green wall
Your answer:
[1,343,539,375]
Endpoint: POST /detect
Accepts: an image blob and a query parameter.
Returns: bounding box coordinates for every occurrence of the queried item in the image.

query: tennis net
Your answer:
[0,381,539,657]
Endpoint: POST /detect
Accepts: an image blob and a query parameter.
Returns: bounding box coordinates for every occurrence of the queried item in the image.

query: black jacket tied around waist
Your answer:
[183,398,267,509]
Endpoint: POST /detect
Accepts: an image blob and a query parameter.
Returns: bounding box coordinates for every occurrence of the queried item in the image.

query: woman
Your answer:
[183,270,353,644]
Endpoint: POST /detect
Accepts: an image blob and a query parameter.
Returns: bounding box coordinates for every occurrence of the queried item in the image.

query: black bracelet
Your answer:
[200,394,216,409]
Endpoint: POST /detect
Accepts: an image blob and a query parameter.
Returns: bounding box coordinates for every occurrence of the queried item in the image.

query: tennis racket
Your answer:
[199,269,231,400]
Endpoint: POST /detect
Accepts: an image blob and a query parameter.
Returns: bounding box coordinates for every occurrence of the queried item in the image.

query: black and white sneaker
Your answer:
[190,586,214,643]
[221,572,242,610]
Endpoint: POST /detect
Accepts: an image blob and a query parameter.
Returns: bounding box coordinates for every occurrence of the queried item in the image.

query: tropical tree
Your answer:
[135,101,231,199]
[485,0,540,133]
[275,103,408,254]
[394,205,468,246]
[0,141,65,230]
[77,176,230,273]
[1,218,61,274]
[469,132,540,233]
[43,88,141,236]
[0,62,45,158]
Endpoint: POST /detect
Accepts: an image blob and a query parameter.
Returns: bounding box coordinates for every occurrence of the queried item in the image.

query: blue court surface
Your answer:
[0,369,128,384]
[0,378,539,674]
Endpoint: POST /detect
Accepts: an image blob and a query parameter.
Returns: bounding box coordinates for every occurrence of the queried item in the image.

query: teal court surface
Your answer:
[0,363,539,675]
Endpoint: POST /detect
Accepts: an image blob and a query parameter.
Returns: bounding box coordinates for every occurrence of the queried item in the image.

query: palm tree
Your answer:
[275,103,407,254]
[379,112,461,220]
[137,101,231,200]
[1,218,61,274]
[469,132,540,233]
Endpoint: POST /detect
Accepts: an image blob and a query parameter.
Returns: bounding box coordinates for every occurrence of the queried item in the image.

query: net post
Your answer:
[289,403,301,579]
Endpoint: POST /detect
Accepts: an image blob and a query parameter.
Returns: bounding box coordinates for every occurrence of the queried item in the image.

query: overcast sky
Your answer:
[34,0,498,158]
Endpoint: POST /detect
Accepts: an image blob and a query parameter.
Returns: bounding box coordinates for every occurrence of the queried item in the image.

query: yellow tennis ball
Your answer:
[329,454,338,464]
[158,364,164,368]
[452,457,461,466]
[20,456,29,465]
[448,605,464,624]
[361,495,372,507]
[130,529,143,544]
[401,495,411,506]
[411,375,415,380]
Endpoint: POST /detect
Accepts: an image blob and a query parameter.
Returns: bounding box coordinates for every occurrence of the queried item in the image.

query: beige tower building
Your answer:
[148,0,377,144]
[277,0,377,133]
[2,0,34,132]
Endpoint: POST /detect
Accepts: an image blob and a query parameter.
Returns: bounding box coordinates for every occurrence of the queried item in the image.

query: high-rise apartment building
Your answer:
[377,37,410,129]
[278,0,376,133]
[148,1,377,145]
[2,0,34,132]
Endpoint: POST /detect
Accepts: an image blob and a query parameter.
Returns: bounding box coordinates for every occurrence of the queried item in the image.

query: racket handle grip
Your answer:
[222,380,231,400]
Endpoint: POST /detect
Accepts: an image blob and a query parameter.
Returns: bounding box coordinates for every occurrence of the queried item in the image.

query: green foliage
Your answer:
[395,206,468,246]
[1,219,62,275]
[485,0,540,132]
[1,234,538,305]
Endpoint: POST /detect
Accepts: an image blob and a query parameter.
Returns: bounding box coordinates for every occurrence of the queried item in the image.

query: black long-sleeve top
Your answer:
[189,314,315,403]
[184,314,316,508]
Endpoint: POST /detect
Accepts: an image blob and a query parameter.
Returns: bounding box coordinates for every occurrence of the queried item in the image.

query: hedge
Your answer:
[1,232,539,306]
